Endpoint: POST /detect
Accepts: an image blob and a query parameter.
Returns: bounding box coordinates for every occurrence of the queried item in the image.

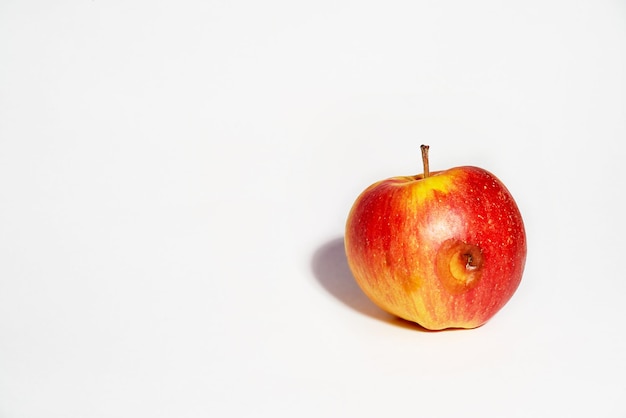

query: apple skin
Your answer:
[345,166,526,330]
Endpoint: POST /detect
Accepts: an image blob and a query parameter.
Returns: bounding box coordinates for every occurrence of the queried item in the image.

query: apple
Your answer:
[344,145,526,330]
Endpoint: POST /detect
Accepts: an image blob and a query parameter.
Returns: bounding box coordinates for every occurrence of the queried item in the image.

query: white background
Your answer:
[1,1,625,417]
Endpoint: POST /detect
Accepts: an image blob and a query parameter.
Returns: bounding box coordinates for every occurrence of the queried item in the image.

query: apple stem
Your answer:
[421,144,430,178]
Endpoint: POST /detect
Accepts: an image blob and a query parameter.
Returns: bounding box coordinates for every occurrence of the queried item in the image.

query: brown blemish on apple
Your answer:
[436,239,484,294]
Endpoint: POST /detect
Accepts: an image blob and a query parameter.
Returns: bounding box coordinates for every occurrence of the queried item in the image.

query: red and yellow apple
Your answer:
[345,146,526,330]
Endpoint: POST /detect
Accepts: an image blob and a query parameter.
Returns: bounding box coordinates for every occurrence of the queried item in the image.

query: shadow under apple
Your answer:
[311,237,429,331]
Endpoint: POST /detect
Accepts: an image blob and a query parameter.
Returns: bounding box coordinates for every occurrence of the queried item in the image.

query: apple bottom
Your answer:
[347,237,522,330]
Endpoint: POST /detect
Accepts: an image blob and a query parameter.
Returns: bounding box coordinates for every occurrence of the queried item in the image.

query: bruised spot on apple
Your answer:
[345,145,526,330]
[436,239,483,294]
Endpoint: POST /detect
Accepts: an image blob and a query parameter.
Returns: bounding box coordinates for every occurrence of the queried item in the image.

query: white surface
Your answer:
[1,1,625,417]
